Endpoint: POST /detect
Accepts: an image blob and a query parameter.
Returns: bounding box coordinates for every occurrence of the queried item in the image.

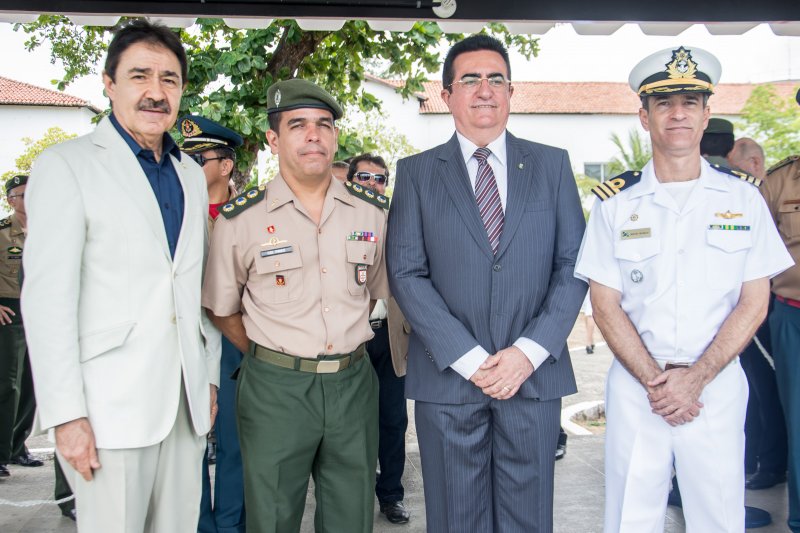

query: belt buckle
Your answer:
[370,319,383,329]
[316,360,341,374]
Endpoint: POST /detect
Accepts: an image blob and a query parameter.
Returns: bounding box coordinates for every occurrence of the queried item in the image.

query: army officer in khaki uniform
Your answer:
[0,175,34,478]
[202,79,389,533]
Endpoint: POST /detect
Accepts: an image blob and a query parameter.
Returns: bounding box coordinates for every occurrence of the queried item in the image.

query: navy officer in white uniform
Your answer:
[575,46,793,533]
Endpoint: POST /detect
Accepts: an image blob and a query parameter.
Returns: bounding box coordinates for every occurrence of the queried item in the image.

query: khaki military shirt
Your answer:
[762,157,800,300]
[202,174,389,358]
[0,214,24,298]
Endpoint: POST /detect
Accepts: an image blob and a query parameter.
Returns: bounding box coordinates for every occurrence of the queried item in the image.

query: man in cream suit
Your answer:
[22,20,220,533]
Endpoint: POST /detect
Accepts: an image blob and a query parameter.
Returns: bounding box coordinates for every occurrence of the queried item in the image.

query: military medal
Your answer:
[715,211,743,219]
[267,225,276,234]
[631,269,643,283]
[275,275,286,286]
[355,264,368,285]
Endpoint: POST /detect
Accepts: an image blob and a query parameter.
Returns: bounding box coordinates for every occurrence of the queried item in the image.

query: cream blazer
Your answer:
[22,117,221,449]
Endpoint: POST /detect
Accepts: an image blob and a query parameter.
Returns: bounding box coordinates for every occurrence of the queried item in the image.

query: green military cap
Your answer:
[5,175,27,194]
[267,79,343,120]
[705,118,734,135]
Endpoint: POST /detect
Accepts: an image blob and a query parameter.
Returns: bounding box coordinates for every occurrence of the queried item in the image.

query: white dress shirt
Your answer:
[449,131,552,380]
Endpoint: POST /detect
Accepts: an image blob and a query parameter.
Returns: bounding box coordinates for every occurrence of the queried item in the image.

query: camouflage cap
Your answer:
[267,79,343,120]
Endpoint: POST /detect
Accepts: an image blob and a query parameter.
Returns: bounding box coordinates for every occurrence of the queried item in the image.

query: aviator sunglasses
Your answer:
[353,171,388,185]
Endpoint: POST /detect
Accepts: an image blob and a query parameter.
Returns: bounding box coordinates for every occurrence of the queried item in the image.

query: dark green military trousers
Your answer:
[236,347,378,533]
[0,297,26,463]
[11,348,36,458]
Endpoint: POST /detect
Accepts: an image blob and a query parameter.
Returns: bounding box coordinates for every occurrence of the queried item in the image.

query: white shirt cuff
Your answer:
[450,345,490,380]
[513,337,551,370]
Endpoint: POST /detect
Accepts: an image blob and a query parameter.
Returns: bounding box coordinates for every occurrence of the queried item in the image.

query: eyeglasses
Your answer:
[188,154,227,167]
[7,193,24,200]
[448,75,510,91]
[353,172,388,185]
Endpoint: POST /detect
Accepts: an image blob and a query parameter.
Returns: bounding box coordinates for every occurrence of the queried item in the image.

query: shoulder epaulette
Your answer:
[220,185,266,219]
[0,218,11,230]
[710,163,762,188]
[591,171,642,201]
[344,180,389,210]
[767,155,800,177]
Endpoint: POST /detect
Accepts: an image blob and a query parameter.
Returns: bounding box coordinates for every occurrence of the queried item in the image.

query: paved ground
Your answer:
[0,318,790,532]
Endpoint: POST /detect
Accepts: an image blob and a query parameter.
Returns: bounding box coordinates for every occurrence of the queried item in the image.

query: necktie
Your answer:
[473,147,504,254]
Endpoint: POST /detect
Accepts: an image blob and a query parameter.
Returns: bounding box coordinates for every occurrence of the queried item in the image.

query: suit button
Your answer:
[493,264,501,272]
[171,315,177,324]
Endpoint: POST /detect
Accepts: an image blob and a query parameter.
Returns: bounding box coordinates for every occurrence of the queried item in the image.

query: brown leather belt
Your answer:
[251,343,366,374]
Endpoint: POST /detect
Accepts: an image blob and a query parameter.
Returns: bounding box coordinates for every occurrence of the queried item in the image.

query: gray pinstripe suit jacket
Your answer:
[386,132,586,404]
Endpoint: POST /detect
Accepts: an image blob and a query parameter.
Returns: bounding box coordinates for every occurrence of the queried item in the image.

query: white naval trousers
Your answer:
[604,358,748,533]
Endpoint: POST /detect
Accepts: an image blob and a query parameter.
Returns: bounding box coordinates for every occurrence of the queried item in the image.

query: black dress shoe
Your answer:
[380,501,410,524]
[0,464,9,477]
[555,443,567,461]
[746,470,787,490]
[745,506,771,528]
[61,508,76,521]
[9,453,44,467]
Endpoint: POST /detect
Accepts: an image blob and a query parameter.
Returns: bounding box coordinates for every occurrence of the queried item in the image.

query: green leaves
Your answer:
[14,16,539,190]
[737,84,800,167]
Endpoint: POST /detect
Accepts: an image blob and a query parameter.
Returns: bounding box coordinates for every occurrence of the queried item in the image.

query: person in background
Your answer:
[332,160,349,182]
[0,175,42,477]
[180,114,246,533]
[760,88,800,533]
[347,153,411,525]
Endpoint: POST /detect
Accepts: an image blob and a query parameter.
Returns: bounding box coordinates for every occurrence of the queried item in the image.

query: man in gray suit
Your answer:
[386,35,587,533]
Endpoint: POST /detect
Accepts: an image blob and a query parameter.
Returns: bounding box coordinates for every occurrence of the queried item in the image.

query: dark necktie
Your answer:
[473,147,504,254]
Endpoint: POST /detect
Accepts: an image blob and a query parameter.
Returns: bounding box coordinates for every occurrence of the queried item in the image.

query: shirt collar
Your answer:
[109,112,182,162]
[456,130,507,169]
[629,157,729,199]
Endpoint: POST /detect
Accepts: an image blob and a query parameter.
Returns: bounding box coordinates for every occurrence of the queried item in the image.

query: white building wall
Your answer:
[0,105,97,175]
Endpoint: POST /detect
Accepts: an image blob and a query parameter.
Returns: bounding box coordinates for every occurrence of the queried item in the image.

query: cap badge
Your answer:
[181,119,202,138]
[666,47,697,80]
[274,89,282,107]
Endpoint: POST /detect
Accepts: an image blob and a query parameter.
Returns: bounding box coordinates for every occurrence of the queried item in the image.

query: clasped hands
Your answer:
[470,346,533,400]
[646,367,705,427]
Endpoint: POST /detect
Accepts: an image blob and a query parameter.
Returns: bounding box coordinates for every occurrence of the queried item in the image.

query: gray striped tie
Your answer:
[473,147,504,254]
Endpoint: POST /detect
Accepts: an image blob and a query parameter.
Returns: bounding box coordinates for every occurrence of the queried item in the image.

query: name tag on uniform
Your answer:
[260,245,293,257]
[620,228,651,240]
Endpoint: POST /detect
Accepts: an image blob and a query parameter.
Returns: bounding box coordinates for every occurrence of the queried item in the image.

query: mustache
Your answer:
[137,98,171,113]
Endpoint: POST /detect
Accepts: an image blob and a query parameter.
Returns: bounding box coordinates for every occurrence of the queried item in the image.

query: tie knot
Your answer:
[474,147,491,164]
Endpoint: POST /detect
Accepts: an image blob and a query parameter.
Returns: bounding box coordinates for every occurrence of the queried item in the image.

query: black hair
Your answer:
[268,111,283,134]
[347,153,389,181]
[105,19,187,83]
[212,146,237,162]
[442,35,511,93]
[700,133,735,157]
